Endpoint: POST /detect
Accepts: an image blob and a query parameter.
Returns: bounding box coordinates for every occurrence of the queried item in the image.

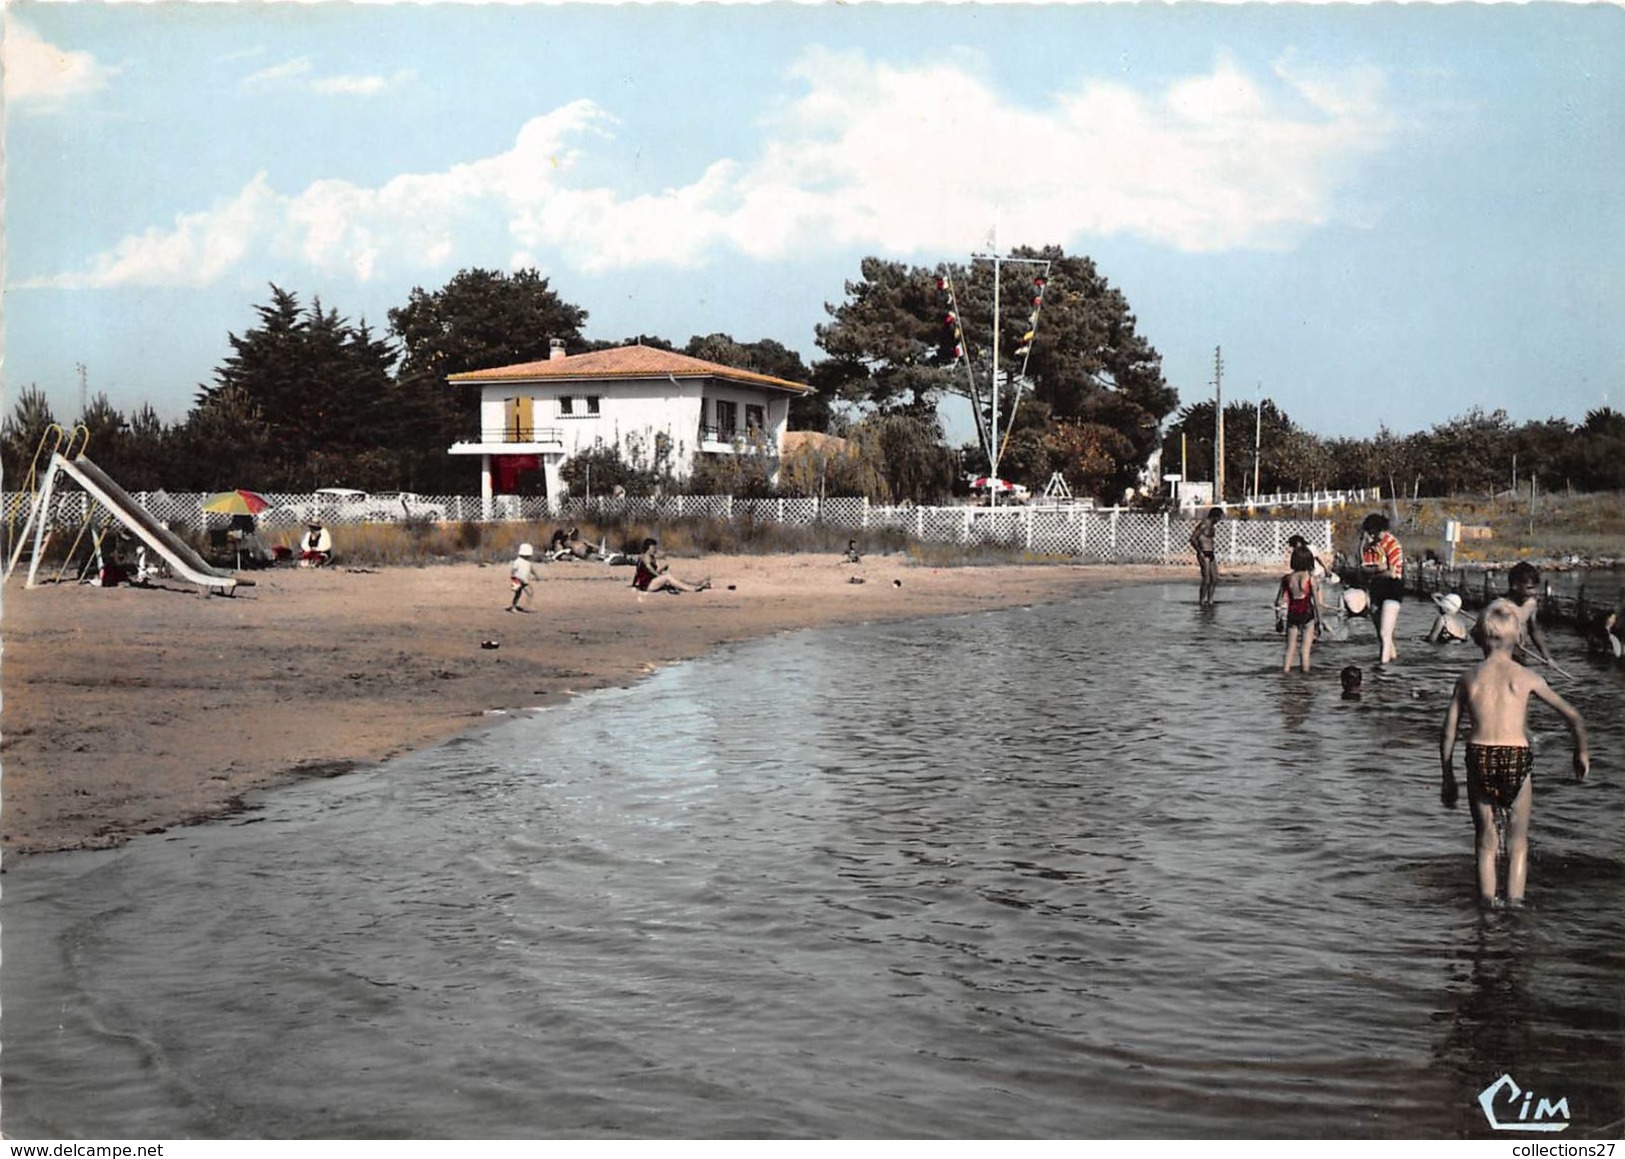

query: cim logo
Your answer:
[1478,1074,1571,1132]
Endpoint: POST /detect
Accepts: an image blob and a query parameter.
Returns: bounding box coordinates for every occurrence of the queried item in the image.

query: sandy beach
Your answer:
[0,553,1176,861]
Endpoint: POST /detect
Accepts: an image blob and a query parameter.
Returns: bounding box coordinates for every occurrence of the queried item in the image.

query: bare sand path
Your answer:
[2,555,1182,861]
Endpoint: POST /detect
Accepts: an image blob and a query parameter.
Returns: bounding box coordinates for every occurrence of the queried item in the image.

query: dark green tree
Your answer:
[681,333,808,383]
[816,247,1176,501]
[388,268,588,491]
[1418,407,1515,496]
[815,257,961,414]
[1165,397,1321,500]
[1508,417,1575,490]
[171,384,277,490]
[118,403,174,492]
[1564,407,1625,491]
[196,286,397,488]
[1,385,60,488]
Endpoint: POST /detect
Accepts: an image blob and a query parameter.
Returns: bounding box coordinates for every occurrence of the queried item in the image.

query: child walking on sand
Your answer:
[1440,600,1589,907]
[1274,544,1323,672]
[508,542,536,612]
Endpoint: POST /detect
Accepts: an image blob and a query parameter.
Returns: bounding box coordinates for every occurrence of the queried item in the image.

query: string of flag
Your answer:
[936,270,992,458]
[935,258,1054,471]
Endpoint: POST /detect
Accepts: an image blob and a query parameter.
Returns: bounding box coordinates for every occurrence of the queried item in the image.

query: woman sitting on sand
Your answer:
[632,538,710,594]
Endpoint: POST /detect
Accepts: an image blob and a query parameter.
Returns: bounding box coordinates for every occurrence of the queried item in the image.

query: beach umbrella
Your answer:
[202,489,271,516]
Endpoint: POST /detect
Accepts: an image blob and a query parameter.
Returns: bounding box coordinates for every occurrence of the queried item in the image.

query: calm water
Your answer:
[4,581,1623,1139]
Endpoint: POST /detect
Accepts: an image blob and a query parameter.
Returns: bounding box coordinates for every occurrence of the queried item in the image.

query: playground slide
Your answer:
[28,455,247,594]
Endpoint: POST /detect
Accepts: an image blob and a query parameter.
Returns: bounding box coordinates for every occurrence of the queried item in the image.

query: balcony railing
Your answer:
[697,424,740,444]
[458,426,565,446]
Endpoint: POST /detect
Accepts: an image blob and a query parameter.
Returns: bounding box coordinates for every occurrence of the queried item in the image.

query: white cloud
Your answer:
[48,50,1398,289]
[39,176,281,289]
[242,57,409,97]
[242,56,313,89]
[3,20,116,106]
[312,70,413,97]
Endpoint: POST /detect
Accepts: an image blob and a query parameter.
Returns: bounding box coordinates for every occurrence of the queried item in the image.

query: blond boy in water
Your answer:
[1440,601,1588,907]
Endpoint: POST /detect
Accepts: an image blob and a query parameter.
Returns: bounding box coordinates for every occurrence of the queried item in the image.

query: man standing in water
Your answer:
[1189,507,1222,605]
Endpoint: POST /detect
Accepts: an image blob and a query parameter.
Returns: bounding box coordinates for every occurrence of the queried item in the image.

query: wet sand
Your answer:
[1,554,1184,861]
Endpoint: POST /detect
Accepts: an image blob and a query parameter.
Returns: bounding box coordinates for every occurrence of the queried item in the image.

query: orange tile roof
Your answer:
[449,344,809,395]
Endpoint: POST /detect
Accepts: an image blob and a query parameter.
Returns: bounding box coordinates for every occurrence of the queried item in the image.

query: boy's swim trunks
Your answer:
[1466,743,1533,808]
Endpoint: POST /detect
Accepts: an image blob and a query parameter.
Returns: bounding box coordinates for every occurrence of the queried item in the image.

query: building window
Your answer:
[716,400,738,439]
[559,396,574,417]
[586,395,601,416]
[745,404,765,431]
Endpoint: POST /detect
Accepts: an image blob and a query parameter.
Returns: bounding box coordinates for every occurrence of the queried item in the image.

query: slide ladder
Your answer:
[5,424,90,579]
[13,454,249,596]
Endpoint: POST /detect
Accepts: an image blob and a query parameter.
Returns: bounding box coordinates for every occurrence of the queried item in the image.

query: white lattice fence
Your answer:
[6,485,1335,565]
[821,497,867,526]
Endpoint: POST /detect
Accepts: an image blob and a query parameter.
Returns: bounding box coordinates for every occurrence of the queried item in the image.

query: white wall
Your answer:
[480,374,790,478]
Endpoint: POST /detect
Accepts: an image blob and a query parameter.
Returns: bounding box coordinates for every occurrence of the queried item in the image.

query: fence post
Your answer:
[1080,511,1089,559]
[1024,507,1034,552]
[1163,512,1170,564]
[915,507,924,541]
[962,509,972,543]
[1110,509,1119,557]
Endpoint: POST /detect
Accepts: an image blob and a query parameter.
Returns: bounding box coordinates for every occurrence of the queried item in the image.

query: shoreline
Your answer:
[1,555,1194,864]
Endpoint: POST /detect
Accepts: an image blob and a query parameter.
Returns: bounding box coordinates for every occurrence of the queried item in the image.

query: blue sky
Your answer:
[5,2,1624,448]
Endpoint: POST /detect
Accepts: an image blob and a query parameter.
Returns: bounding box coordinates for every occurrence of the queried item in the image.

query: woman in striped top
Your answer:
[1359,512,1405,665]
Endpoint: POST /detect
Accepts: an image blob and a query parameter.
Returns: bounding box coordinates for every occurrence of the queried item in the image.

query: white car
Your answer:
[319,488,447,522]
[370,492,448,521]
[261,488,447,525]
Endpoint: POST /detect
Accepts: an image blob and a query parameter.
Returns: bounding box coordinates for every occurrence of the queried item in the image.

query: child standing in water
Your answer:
[1498,561,1553,665]
[1274,544,1323,672]
[1440,601,1589,907]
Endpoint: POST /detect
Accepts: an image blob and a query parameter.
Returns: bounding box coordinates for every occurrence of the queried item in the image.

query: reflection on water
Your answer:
[3,582,1622,1139]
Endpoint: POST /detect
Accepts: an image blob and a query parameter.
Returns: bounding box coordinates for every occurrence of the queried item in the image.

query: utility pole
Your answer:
[1253,383,1262,501]
[77,362,88,421]
[1212,346,1225,505]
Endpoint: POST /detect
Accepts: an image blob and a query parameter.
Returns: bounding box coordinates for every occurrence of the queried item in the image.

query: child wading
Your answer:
[508,543,536,612]
[1491,560,1554,665]
[1274,543,1323,672]
[1439,600,1589,908]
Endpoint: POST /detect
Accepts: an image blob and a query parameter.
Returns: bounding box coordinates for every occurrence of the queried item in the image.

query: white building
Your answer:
[447,340,810,514]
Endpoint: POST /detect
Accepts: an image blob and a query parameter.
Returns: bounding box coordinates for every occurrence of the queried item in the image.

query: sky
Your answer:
[5,1,1624,450]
